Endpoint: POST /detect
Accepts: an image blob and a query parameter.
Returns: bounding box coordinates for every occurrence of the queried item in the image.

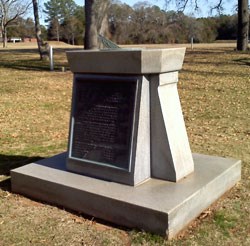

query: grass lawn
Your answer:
[0,42,249,245]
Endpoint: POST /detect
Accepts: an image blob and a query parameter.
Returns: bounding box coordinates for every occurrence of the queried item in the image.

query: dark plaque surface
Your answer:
[70,76,138,170]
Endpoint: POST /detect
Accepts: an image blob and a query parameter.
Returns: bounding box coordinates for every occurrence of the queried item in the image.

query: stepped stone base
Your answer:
[11,152,241,238]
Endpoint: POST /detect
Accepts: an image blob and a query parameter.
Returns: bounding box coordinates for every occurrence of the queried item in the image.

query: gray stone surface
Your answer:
[66,48,186,74]
[66,48,194,183]
[11,152,241,238]
[150,73,194,181]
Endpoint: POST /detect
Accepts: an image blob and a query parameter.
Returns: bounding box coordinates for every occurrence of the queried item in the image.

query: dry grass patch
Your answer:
[0,44,249,245]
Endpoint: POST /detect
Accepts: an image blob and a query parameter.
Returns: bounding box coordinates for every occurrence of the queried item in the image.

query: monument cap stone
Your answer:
[66,48,186,75]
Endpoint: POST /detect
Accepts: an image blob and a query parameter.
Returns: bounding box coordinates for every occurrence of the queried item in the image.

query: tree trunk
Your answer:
[237,0,249,51]
[3,27,7,48]
[1,21,5,48]
[97,1,110,37]
[84,0,98,49]
[57,24,60,42]
[32,0,44,60]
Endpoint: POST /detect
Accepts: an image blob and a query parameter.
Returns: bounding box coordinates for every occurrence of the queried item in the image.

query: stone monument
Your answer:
[11,48,241,238]
[66,48,194,185]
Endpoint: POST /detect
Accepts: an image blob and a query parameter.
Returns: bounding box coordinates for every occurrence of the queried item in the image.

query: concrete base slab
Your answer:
[11,153,241,239]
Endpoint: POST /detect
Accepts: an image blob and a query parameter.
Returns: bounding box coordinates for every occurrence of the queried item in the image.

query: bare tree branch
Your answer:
[194,0,199,10]
[0,0,31,47]
[211,0,224,14]
[5,3,32,26]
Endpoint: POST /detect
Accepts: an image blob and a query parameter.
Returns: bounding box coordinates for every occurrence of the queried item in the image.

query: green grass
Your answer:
[0,44,249,245]
[213,211,238,237]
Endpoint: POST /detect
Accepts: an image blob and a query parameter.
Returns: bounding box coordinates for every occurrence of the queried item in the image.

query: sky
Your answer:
[118,0,237,16]
[71,0,237,17]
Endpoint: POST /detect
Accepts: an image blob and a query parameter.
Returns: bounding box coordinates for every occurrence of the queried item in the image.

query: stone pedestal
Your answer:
[66,48,194,184]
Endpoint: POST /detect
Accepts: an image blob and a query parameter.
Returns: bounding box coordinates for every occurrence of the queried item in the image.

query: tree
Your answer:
[44,0,77,41]
[108,2,204,44]
[47,18,61,41]
[84,0,97,48]
[197,17,218,42]
[62,16,79,45]
[217,15,237,40]
[108,2,134,44]
[32,0,44,60]
[55,4,85,45]
[237,0,249,50]
[44,0,61,41]
[165,0,249,51]
[0,0,31,48]
[8,17,35,38]
[72,5,85,44]
[84,0,110,49]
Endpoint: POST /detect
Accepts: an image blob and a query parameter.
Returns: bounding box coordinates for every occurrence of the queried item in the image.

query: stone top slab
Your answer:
[66,48,186,75]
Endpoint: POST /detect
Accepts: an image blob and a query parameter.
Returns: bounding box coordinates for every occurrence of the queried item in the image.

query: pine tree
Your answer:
[44,0,77,41]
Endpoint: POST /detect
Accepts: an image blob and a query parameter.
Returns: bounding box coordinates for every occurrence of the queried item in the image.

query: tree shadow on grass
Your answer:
[0,177,11,192]
[0,154,43,175]
[0,154,43,192]
[0,49,49,71]
[0,59,51,71]
[0,47,80,71]
[233,58,250,66]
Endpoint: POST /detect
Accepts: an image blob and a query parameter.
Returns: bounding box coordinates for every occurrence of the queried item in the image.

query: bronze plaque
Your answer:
[69,76,139,171]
